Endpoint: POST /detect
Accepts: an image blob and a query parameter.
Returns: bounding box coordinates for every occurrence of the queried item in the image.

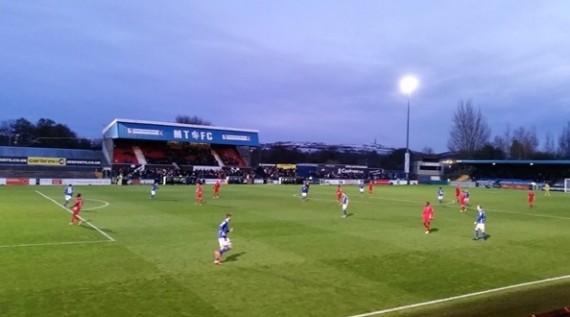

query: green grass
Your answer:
[1,184,569,317]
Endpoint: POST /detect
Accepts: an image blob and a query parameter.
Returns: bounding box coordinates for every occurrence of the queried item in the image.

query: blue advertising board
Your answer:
[103,119,259,146]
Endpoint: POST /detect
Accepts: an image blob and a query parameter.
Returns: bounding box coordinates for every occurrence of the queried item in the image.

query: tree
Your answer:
[6,117,95,149]
[473,144,505,159]
[421,146,434,155]
[11,118,35,146]
[175,115,212,126]
[509,140,525,159]
[493,124,511,158]
[0,120,14,145]
[509,126,538,159]
[559,121,570,158]
[447,100,491,156]
[543,131,556,155]
[33,118,79,148]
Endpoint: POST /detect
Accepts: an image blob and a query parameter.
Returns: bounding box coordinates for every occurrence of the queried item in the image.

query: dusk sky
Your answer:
[1,1,569,152]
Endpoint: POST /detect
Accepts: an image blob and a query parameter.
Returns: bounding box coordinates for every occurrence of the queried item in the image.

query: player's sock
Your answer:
[481,232,486,240]
[473,231,478,240]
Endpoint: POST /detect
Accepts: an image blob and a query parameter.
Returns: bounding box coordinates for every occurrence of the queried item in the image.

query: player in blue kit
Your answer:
[63,184,73,207]
[437,187,444,204]
[214,213,233,265]
[341,192,349,218]
[300,184,309,201]
[473,205,487,241]
[149,182,158,199]
[359,180,365,195]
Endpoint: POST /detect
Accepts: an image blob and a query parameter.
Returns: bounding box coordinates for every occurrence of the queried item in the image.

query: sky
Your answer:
[1,1,569,152]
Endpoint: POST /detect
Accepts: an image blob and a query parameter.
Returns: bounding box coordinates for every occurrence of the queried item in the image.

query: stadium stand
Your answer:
[455,174,470,182]
[0,146,103,178]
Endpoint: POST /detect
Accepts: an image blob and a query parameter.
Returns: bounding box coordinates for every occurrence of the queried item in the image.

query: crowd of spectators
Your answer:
[113,165,257,184]
[113,164,383,185]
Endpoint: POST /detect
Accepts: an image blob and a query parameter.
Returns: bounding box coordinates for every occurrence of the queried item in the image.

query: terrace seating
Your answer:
[213,146,246,167]
[113,145,137,164]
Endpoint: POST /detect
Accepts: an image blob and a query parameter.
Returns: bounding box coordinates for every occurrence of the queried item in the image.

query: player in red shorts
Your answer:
[528,190,535,209]
[196,182,203,205]
[70,193,83,225]
[368,180,374,196]
[422,202,434,234]
[459,191,467,213]
[336,185,343,203]
[213,180,221,199]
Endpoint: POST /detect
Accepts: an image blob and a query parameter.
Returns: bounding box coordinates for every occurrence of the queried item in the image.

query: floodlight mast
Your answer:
[399,76,418,185]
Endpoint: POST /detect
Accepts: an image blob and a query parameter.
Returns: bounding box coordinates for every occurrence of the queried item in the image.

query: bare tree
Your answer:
[493,124,511,158]
[509,126,538,159]
[175,115,212,126]
[447,100,491,156]
[0,120,14,145]
[559,121,570,158]
[543,131,556,155]
[421,146,434,154]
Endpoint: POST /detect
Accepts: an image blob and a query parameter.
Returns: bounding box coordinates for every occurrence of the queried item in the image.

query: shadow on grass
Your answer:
[429,228,439,233]
[473,234,491,241]
[224,252,246,262]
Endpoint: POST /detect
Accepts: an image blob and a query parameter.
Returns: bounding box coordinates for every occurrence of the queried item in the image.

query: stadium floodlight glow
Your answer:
[399,76,418,95]
[399,75,419,185]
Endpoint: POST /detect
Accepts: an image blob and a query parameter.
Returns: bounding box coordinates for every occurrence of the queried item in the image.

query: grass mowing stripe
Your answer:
[346,274,570,317]
[486,208,570,221]
[0,240,113,249]
[35,190,116,242]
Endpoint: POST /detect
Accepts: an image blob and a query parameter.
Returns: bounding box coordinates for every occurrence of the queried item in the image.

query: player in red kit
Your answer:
[459,191,467,212]
[70,193,83,225]
[528,190,535,209]
[422,202,434,234]
[196,183,203,205]
[213,180,221,199]
[455,185,461,203]
[368,180,374,196]
[336,185,343,203]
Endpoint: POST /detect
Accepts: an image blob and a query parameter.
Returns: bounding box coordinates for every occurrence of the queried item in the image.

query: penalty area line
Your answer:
[35,191,116,242]
[0,240,113,249]
[347,274,570,317]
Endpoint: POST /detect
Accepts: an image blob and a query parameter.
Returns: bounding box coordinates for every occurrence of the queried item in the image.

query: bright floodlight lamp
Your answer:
[399,76,418,95]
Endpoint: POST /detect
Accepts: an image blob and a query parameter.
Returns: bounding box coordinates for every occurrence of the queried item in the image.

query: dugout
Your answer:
[101,119,260,182]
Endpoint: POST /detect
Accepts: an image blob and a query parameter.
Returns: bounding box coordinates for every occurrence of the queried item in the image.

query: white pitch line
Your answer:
[0,240,112,249]
[35,191,115,242]
[347,274,570,317]
[82,198,110,211]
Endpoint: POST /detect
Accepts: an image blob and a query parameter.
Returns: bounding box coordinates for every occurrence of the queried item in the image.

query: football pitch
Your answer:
[1,184,569,317]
